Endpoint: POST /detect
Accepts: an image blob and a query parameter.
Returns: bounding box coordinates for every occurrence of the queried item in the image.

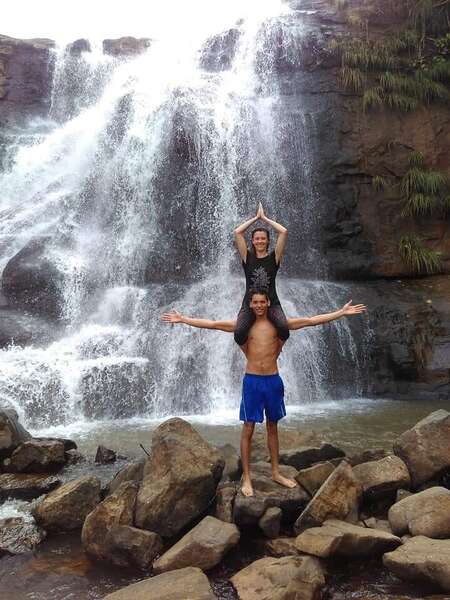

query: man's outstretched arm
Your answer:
[161,310,236,332]
[288,301,367,331]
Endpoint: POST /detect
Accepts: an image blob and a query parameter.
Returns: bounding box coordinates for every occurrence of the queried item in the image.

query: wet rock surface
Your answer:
[103,525,162,570]
[10,439,66,473]
[0,516,46,555]
[0,409,31,458]
[279,443,345,470]
[0,472,60,501]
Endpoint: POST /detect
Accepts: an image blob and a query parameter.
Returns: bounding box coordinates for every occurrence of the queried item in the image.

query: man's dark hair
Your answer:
[250,228,270,253]
[249,288,269,301]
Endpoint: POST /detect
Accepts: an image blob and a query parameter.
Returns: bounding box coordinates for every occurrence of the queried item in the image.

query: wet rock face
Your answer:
[0,35,54,127]
[103,525,163,570]
[10,439,66,473]
[0,308,55,349]
[0,409,31,458]
[102,37,151,56]
[0,473,60,501]
[0,517,46,556]
[199,28,240,72]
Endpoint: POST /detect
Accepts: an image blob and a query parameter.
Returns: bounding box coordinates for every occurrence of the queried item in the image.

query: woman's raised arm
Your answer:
[234,208,259,262]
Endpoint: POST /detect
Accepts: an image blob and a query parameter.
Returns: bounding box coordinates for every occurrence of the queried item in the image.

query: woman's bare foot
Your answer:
[272,473,297,489]
[241,477,254,497]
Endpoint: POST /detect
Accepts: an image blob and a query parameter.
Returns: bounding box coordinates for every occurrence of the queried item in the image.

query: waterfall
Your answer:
[0,1,370,430]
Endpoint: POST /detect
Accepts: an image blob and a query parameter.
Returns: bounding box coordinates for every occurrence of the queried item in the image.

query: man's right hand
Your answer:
[161,310,183,324]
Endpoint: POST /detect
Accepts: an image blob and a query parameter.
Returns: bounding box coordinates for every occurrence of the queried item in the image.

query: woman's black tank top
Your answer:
[242,250,281,306]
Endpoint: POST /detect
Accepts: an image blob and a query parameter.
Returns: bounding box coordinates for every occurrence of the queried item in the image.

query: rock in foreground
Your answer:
[103,525,162,570]
[388,486,450,538]
[0,517,46,556]
[295,519,401,558]
[135,418,224,537]
[393,410,450,487]
[383,536,450,592]
[353,455,410,500]
[103,567,215,600]
[231,555,326,600]
[0,472,60,501]
[153,515,239,573]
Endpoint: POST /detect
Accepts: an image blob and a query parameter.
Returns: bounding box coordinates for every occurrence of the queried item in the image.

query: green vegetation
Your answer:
[399,234,442,273]
[331,0,450,111]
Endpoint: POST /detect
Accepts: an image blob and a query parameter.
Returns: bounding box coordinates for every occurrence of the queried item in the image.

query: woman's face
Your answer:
[252,231,269,253]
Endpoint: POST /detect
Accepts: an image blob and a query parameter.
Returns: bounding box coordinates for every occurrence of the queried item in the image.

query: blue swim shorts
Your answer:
[239,373,286,423]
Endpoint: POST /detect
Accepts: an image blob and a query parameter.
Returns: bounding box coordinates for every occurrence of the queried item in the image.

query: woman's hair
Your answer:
[250,228,270,253]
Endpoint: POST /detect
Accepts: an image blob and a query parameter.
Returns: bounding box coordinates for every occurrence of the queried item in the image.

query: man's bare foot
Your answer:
[241,478,254,497]
[272,473,297,489]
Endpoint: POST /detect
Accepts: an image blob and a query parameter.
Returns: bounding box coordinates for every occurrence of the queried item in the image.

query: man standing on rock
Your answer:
[162,290,366,497]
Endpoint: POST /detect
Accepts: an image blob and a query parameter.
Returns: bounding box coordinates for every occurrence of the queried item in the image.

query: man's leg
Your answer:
[240,421,255,497]
[266,420,297,488]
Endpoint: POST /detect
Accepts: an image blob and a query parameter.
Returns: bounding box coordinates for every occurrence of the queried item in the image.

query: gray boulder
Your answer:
[0,472,60,501]
[393,410,450,487]
[153,515,239,573]
[294,461,362,534]
[0,409,31,458]
[82,481,137,560]
[10,439,66,473]
[33,475,101,532]
[233,462,309,526]
[353,455,410,500]
[383,536,450,592]
[388,486,450,538]
[0,517,46,556]
[295,519,401,558]
[231,555,326,600]
[102,567,215,600]
[135,418,224,537]
[280,443,345,470]
[103,525,162,570]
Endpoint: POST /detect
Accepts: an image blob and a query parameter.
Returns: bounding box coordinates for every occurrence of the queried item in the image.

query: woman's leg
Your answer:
[234,305,256,345]
[268,305,290,341]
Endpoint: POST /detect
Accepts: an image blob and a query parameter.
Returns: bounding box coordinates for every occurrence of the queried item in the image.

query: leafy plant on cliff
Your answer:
[401,151,449,216]
[399,235,442,273]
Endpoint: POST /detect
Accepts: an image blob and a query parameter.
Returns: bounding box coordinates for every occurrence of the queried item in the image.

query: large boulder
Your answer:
[295,519,401,558]
[353,455,411,500]
[0,517,46,556]
[280,443,345,470]
[0,473,60,501]
[153,515,239,573]
[388,487,450,538]
[294,461,362,534]
[0,409,31,458]
[33,475,101,532]
[2,237,62,318]
[134,418,224,537]
[82,481,137,560]
[383,536,450,592]
[103,525,162,570]
[106,458,145,496]
[295,462,335,497]
[230,555,326,600]
[233,462,309,527]
[10,439,66,473]
[102,567,215,600]
[393,410,450,488]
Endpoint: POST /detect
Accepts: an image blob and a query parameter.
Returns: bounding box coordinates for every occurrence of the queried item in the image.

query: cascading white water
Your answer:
[0,1,370,431]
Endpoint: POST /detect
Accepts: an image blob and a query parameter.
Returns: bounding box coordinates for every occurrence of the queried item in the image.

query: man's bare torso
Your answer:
[241,317,284,375]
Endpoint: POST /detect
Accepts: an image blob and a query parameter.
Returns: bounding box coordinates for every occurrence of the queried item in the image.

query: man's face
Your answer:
[252,231,269,253]
[250,293,270,316]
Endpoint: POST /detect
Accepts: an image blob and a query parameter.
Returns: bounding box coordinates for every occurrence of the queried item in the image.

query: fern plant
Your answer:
[399,235,442,273]
[400,152,449,215]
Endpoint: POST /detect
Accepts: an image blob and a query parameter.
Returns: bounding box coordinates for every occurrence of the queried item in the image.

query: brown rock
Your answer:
[396,488,412,502]
[363,518,393,534]
[294,461,362,533]
[251,429,322,463]
[106,458,145,496]
[82,481,137,560]
[388,486,450,538]
[0,409,31,458]
[259,507,282,539]
[33,475,101,532]
[103,567,215,600]
[280,443,345,470]
[255,537,300,557]
[348,447,388,466]
[231,555,326,600]
[353,455,411,499]
[213,480,237,523]
[217,444,240,480]
[233,462,309,526]
[0,517,46,556]
[135,418,224,537]
[153,515,239,574]
[383,536,450,592]
[103,525,162,570]
[295,519,401,558]
[95,445,116,464]
[10,439,65,473]
[0,472,60,501]
[295,461,335,496]
[393,410,450,488]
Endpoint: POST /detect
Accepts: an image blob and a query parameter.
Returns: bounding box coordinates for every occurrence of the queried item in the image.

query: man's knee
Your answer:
[266,420,278,433]
[242,422,255,439]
